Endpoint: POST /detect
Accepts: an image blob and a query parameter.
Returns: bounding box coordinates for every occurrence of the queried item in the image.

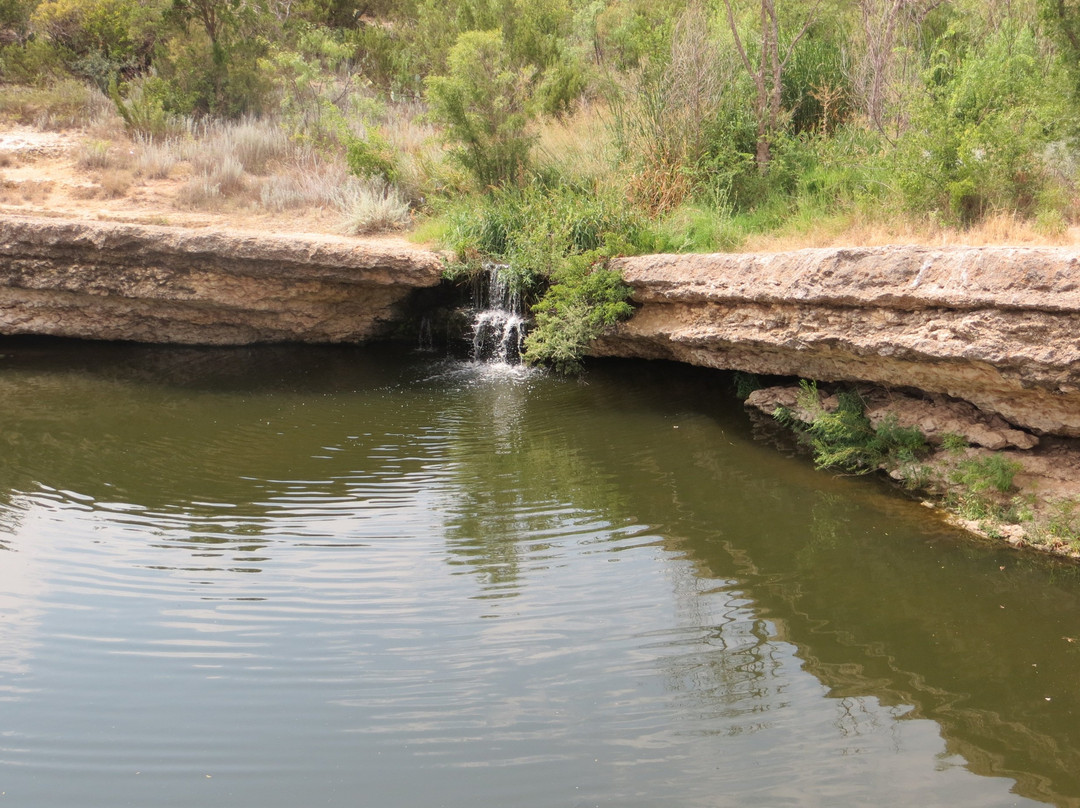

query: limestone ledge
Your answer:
[0,214,444,345]
[592,246,1080,438]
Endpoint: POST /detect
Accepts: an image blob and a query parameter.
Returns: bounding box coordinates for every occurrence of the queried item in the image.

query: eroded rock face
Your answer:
[592,247,1080,437]
[744,384,1040,450]
[0,215,444,344]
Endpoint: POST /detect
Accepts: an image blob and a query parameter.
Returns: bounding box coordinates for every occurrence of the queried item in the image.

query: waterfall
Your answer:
[470,263,527,364]
[417,315,434,352]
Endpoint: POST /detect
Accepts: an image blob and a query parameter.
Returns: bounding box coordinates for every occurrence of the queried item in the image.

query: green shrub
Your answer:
[0,0,35,31]
[31,0,166,89]
[523,251,633,373]
[425,29,536,188]
[346,131,397,182]
[894,22,1070,223]
[775,381,928,473]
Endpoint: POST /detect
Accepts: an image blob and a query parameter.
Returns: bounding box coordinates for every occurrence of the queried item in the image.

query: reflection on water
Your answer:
[0,340,1077,807]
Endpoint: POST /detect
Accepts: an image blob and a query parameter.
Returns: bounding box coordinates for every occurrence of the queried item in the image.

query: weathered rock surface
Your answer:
[745,384,1040,450]
[592,247,1080,437]
[0,214,444,344]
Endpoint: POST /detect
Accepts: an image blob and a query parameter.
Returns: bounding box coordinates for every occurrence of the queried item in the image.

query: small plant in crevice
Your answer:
[940,432,970,454]
[733,371,763,401]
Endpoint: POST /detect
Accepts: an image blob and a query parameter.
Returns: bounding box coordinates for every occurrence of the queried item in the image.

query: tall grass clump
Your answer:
[339,178,411,234]
[191,118,295,175]
[132,133,178,179]
[76,138,114,169]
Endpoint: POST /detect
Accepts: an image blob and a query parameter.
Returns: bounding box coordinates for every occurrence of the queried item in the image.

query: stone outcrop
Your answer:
[592,247,1080,438]
[744,385,1040,450]
[0,214,444,345]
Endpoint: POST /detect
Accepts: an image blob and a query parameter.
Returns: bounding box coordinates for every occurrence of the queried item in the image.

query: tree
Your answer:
[721,0,822,170]
[854,0,945,135]
[1039,0,1080,98]
[425,29,535,188]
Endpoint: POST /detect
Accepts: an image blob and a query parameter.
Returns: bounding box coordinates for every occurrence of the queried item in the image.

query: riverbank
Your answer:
[1,202,1079,558]
[591,247,1080,559]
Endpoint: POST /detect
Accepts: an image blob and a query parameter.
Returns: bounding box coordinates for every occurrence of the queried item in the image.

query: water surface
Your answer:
[1,341,1078,807]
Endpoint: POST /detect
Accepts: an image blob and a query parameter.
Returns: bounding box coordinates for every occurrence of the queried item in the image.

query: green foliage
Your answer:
[775,381,929,474]
[948,453,1024,521]
[895,22,1071,223]
[0,36,68,85]
[0,0,35,31]
[1039,0,1080,100]
[941,432,969,453]
[440,182,654,371]
[346,131,397,181]
[781,29,852,136]
[523,252,633,373]
[732,371,762,401]
[30,0,166,89]
[425,29,535,188]
[953,454,1021,495]
[3,0,1078,247]
[1045,498,1080,542]
[591,0,679,70]
[795,383,883,472]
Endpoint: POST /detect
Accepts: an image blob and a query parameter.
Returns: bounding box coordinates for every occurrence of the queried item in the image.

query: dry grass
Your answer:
[258,173,311,211]
[741,210,1080,252]
[0,80,118,131]
[380,99,444,202]
[253,157,345,211]
[339,177,411,234]
[201,118,293,175]
[177,156,248,209]
[533,102,619,191]
[14,179,52,203]
[76,139,115,170]
[133,135,178,179]
[97,168,134,198]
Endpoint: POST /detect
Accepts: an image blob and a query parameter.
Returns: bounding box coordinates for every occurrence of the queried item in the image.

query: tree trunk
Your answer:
[723,0,822,172]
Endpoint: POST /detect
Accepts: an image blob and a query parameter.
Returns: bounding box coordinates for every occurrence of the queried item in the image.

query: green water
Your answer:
[1,340,1078,807]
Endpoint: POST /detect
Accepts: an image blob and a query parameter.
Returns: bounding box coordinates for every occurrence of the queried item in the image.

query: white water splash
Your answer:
[470,263,527,364]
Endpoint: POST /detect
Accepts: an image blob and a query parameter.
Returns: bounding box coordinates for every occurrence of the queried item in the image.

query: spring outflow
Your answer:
[470,263,526,364]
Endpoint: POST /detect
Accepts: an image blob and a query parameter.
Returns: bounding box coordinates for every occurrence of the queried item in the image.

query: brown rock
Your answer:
[593,246,1080,437]
[0,214,443,345]
[861,391,1039,450]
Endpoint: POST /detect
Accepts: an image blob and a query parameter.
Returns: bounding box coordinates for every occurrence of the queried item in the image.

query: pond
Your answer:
[1,340,1078,807]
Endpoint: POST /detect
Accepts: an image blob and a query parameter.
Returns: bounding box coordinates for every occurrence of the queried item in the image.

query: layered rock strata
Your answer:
[592,247,1080,437]
[0,215,443,345]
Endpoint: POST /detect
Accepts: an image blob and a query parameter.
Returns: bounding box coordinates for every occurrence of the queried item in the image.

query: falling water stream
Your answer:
[470,263,527,363]
[1,339,1079,807]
